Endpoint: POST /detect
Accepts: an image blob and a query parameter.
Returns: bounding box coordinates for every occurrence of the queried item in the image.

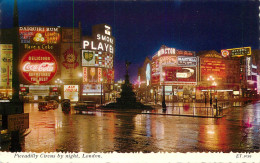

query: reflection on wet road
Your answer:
[1,102,260,152]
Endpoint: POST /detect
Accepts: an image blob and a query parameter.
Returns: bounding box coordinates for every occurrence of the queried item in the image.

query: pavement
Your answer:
[0,100,245,145]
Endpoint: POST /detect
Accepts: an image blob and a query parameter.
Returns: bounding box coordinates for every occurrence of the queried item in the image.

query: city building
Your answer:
[0,23,115,103]
[138,45,198,103]
[196,50,240,101]
[220,47,258,99]
[81,24,115,103]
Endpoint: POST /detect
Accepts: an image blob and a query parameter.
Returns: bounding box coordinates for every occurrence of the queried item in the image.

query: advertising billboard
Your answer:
[163,67,196,83]
[19,26,61,84]
[82,50,96,66]
[82,84,101,95]
[60,43,80,79]
[154,45,195,57]
[159,56,177,66]
[176,50,195,56]
[221,47,251,57]
[64,85,78,101]
[0,44,12,88]
[20,50,57,84]
[82,24,115,56]
[177,56,197,66]
[156,47,176,56]
[200,58,226,81]
[146,63,151,86]
[82,67,114,84]
[82,50,114,69]
[19,26,60,44]
[246,56,252,79]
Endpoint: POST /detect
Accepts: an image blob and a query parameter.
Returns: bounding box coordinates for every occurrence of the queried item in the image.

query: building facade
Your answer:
[138,46,260,103]
[81,24,115,103]
[0,24,115,103]
[138,45,197,103]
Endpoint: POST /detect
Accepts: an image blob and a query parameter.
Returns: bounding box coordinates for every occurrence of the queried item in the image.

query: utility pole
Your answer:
[8,0,25,152]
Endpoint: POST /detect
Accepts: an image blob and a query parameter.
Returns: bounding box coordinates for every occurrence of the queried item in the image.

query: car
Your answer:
[38,101,49,111]
[61,99,71,111]
[74,102,88,112]
[48,100,59,109]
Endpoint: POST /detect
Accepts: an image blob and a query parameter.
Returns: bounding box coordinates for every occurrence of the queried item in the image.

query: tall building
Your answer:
[81,24,115,103]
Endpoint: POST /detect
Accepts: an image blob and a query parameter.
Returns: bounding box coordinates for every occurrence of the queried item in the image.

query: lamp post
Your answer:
[100,78,103,105]
[207,76,215,106]
[78,73,83,101]
[162,72,166,111]
[212,81,218,116]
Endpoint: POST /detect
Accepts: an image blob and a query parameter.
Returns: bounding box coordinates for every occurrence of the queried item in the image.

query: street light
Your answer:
[207,76,215,106]
[100,78,103,105]
[212,81,218,116]
[162,72,166,111]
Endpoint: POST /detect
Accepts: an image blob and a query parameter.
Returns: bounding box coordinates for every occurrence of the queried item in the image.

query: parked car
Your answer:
[83,101,96,109]
[61,99,71,111]
[74,102,88,112]
[48,100,59,109]
[38,101,49,111]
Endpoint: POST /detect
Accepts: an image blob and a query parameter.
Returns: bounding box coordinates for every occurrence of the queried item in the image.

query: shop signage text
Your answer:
[8,113,29,131]
[64,85,78,92]
[177,57,197,66]
[19,26,60,44]
[20,50,57,84]
[246,57,252,77]
[222,47,251,57]
[157,48,176,56]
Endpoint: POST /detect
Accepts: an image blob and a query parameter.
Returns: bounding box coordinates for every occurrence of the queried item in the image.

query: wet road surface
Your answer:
[1,102,260,152]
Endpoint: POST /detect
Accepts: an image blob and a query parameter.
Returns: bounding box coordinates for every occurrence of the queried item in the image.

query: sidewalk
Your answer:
[138,101,243,118]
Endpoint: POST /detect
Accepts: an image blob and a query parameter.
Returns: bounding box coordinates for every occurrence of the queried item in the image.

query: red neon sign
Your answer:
[21,49,57,84]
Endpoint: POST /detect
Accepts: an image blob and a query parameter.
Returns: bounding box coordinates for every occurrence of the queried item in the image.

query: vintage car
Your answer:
[74,102,88,112]
[47,100,59,109]
[61,99,71,111]
[38,101,49,111]
[74,101,97,113]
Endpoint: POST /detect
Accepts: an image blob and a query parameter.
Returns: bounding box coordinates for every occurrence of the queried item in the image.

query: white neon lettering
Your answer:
[83,41,89,49]
[91,41,97,50]
[22,62,54,72]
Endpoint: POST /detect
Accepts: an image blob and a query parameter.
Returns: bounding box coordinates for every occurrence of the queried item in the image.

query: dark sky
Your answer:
[0,0,259,82]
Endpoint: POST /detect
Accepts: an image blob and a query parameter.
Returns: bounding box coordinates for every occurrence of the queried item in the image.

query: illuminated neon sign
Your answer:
[222,47,251,57]
[82,24,115,55]
[177,57,197,66]
[83,67,88,83]
[157,47,176,56]
[221,50,229,57]
[20,49,57,84]
[159,56,177,66]
[19,26,60,44]
[246,57,252,77]
[146,63,151,86]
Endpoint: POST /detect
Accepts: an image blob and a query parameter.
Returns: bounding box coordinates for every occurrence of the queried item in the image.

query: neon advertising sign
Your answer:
[20,49,57,84]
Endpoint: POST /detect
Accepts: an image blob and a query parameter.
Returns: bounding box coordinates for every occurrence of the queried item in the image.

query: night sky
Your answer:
[0,0,259,82]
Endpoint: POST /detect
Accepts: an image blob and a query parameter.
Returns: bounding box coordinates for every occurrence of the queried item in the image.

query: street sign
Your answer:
[8,113,29,131]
